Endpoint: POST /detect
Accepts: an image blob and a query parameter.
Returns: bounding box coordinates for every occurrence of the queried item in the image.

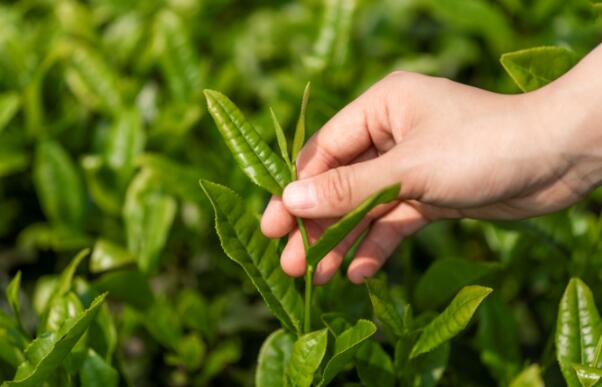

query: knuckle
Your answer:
[321,167,353,210]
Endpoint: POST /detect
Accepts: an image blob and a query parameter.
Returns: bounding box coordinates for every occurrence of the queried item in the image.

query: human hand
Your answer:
[261,47,602,285]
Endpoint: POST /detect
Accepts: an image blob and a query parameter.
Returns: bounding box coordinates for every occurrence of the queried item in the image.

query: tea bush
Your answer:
[0,0,601,386]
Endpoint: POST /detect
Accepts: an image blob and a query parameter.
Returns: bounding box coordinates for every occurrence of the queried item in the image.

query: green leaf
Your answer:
[0,92,19,133]
[409,342,450,387]
[45,249,89,315]
[355,341,395,387]
[45,292,84,333]
[256,329,295,387]
[200,180,304,334]
[365,277,404,339]
[573,364,602,387]
[6,271,21,324]
[0,328,25,368]
[292,82,311,163]
[501,46,577,92]
[2,293,106,387]
[415,258,500,310]
[123,171,177,274]
[65,43,122,114]
[203,90,291,195]
[90,239,136,273]
[556,278,602,387]
[0,151,28,178]
[33,141,85,229]
[103,108,144,178]
[509,364,545,387]
[269,107,292,170]
[410,285,492,358]
[93,270,154,310]
[306,184,400,267]
[199,339,241,385]
[286,329,328,387]
[80,349,118,387]
[165,333,205,371]
[319,320,377,386]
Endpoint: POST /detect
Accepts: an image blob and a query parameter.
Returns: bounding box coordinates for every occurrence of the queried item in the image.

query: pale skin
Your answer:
[261,44,602,285]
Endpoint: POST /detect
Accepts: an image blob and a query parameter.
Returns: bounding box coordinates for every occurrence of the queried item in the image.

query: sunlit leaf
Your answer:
[287,329,328,387]
[256,329,295,387]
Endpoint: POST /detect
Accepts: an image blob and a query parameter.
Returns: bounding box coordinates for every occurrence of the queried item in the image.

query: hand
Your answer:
[261,46,602,285]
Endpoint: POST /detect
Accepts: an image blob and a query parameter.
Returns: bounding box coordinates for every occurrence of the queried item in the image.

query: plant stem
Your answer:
[297,217,312,333]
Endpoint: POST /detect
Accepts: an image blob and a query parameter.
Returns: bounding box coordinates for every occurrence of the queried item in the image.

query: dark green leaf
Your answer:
[556,278,602,387]
[80,349,118,387]
[256,329,295,387]
[292,82,311,163]
[200,180,304,334]
[355,341,395,387]
[409,342,450,387]
[165,333,205,371]
[306,184,400,267]
[411,285,492,358]
[415,258,499,310]
[501,46,577,92]
[365,277,405,339]
[199,340,241,385]
[203,90,291,195]
[93,270,154,310]
[287,329,328,387]
[319,320,376,386]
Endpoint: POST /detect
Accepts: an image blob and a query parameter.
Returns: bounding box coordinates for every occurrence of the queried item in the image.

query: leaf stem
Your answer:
[297,217,313,333]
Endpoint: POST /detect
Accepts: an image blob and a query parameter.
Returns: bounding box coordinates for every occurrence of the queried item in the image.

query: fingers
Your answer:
[260,196,295,238]
[282,149,411,218]
[295,77,397,179]
[347,202,431,284]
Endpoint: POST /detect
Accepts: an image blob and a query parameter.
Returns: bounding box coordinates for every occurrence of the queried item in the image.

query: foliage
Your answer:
[0,0,601,385]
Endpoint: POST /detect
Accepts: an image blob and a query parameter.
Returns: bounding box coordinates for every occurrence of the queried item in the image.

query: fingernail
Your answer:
[283,182,316,209]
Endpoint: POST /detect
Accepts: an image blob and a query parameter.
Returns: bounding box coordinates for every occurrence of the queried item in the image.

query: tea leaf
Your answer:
[103,108,144,178]
[355,340,395,387]
[256,329,295,387]
[415,258,500,310]
[556,278,602,387]
[33,141,85,229]
[572,364,602,387]
[292,82,311,163]
[509,364,544,387]
[0,92,19,133]
[286,329,328,387]
[306,184,400,267]
[411,285,492,358]
[409,342,450,387]
[365,277,405,339]
[319,320,376,386]
[269,107,292,170]
[90,239,136,273]
[501,46,577,92]
[200,180,304,334]
[6,272,21,325]
[80,349,118,387]
[204,90,291,195]
[2,293,106,387]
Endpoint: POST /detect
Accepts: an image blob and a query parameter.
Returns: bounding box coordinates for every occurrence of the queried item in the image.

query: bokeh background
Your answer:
[0,0,601,385]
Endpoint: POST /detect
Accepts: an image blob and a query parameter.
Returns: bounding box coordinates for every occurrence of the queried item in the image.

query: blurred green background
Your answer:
[0,0,601,386]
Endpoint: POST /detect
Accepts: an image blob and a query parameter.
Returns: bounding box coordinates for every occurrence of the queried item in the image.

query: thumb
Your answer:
[282,151,414,218]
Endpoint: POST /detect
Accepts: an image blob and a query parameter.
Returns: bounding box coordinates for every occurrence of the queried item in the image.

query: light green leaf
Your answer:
[0,92,19,133]
[355,341,395,387]
[508,364,545,387]
[45,249,89,315]
[573,364,602,387]
[33,141,85,229]
[80,349,118,387]
[501,46,577,92]
[203,90,291,195]
[45,292,84,333]
[269,107,292,170]
[305,0,356,72]
[103,108,144,177]
[319,320,377,386]
[415,258,500,310]
[0,328,24,368]
[2,293,106,387]
[6,271,21,324]
[365,277,404,339]
[0,151,28,178]
[411,285,492,358]
[292,82,311,163]
[306,184,400,267]
[556,278,602,387]
[200,180,304,334]
[90,239,136,273]
[287,329,328,387]
[123,171,176,274]
[256,329,295,387]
